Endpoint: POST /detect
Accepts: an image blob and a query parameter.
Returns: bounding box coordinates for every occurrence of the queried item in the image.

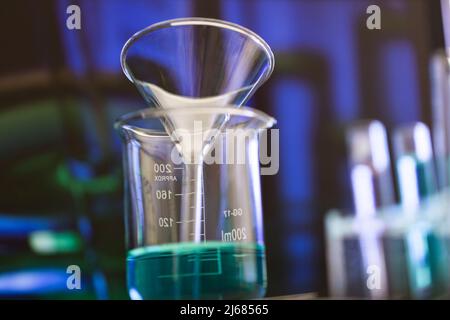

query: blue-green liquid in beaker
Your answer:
[127,241,266,300]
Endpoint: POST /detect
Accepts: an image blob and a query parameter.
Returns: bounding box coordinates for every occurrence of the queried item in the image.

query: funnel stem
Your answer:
[180,162,204,242]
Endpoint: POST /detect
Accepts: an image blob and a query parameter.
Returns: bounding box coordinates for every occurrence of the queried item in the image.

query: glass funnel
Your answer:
[120,17,274,108]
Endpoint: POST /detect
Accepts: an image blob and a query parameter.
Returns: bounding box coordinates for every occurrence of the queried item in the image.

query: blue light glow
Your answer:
[0,269,72,296]
[378,41,421,123]
[272,77,316,202]
[0,215,69,237]
[57,0,192,74]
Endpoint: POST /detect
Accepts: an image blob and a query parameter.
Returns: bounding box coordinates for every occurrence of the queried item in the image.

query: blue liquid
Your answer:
[127,241,266,300]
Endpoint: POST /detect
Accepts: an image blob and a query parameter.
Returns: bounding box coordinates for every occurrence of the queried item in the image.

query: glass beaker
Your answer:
[115,106,276,300]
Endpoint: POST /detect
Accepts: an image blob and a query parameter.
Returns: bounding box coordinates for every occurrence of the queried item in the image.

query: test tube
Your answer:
[441,0,450,57]
[343,120,391,298]
[392,122,438,298]
[346,120,395,215]
[430,50,450,189]
[393,123,437,206]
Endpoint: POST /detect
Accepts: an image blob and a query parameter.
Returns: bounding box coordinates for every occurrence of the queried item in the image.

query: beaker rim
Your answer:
[114,106,277,135]
[120,17,275,91]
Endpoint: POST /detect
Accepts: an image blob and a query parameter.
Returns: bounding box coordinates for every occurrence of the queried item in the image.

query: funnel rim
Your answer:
[114,106,276,134]
[120,17,275,93]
